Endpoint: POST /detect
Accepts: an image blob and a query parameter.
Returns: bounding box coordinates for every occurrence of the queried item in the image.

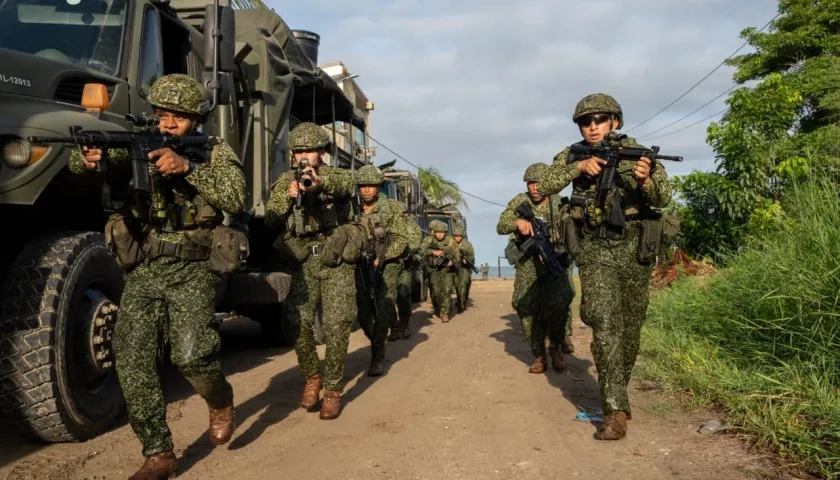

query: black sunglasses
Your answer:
[576,114,612,126]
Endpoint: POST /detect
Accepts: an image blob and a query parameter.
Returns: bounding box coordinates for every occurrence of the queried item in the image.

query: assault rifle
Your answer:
[460,249,479,274]
[568,142,682,209]
[294,158,313,208]
[514,201,563,278]
[357,224,390,339]
[28,113,217,194]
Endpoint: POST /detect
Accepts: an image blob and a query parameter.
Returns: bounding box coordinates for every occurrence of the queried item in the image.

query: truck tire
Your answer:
[0,232,125,442]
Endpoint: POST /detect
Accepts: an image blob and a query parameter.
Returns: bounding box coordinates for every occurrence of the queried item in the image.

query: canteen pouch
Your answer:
[272,231,311,265]
[104,213,145,269]
[504,237,524,266]
[340,224,366,265]
[662,211,681,247]
[636,214,664,265]
[208,225,250,275]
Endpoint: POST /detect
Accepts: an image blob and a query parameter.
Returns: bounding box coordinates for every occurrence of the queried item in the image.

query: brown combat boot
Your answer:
[319,390,342,420]
[562,336,575,353]
[595,411,628,440]
[528,355,546,374]
[208,403,235,446]
[441,311,450,323]
[128,451,178,480]
[300,373,323,410]
[548,348,565,372]
[400,318,412,339]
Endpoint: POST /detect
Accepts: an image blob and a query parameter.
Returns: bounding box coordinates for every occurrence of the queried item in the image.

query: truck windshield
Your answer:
[0,0,128,76]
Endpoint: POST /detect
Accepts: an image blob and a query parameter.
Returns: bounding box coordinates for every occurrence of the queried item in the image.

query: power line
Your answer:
[641,108,726,142]
[637,85,737,140]
[365,133,508,208]
[624,12,780,134]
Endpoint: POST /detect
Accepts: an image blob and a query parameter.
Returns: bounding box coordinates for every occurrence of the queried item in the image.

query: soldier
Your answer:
[497,163,574,374]
[537,94,673,440]
[353,165,413,376]
[69,74,243,478]
[421,221,460,322]
[481,263,490,281]
[452,226,475,312]
[396,209,422,339]
[265,122,357,420]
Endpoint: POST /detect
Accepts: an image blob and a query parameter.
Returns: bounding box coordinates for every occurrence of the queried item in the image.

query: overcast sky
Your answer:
[270,0,779,265]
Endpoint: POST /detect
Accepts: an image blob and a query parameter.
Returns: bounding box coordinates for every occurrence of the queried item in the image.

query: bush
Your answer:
[640,178,840,478]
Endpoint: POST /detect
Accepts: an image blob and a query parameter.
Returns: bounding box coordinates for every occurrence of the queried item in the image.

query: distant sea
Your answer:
[472,264,579,279]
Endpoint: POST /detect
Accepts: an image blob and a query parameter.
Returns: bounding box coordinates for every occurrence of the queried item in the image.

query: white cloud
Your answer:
[271,0,779,263]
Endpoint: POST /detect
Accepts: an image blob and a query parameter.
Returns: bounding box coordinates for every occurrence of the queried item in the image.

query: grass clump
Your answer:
[639,178,840,478]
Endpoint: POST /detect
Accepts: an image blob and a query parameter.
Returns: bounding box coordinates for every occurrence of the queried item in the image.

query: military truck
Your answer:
[0,0,364,443]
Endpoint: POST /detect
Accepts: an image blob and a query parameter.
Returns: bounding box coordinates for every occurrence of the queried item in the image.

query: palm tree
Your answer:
[417,165,469,212]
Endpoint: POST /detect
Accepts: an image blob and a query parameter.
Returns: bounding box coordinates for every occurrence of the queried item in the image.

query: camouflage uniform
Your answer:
[480,263,490,280]
[396,217,422,338]
[497,163,574,373]
[265,122,356,419]
[452,226,475,312]
[538,94,673,438]
[421,221,460,322]
[353,166,413,375]
[68,74,243,464]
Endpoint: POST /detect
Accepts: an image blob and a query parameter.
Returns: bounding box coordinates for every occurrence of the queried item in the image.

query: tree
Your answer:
[417,165,470,212]
[674,0,840,259]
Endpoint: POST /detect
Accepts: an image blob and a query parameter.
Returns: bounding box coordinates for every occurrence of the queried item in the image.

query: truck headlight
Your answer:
[2,139,47,169]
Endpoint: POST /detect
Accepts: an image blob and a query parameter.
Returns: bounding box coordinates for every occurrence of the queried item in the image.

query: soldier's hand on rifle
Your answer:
[80,146,103,169]
[299,166,321,192]
[373,258,380,268]
[446,260,453,267]
[288,180,299,199]
[634,157,652,187]
[578,156,607,176]
[515,219,534,236]
[432,249,444,257]
[149,148,190,176]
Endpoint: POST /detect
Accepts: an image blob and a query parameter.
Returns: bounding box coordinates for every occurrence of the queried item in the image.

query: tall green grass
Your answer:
[639,178,840,478]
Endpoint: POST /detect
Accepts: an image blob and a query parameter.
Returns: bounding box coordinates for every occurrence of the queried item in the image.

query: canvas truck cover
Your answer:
[233,8,365,136]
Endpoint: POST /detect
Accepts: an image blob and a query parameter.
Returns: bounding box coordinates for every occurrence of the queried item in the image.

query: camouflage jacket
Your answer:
[68,140,245,244]
[421,235,461,263]
[455,238,475,266]
[360,196,412,261]
[497,193,562,241]
[265,164,355,235]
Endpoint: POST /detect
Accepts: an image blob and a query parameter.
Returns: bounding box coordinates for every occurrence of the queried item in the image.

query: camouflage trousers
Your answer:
[454,268,472,310]
[512,260,574,358]
[576,234,653,416]
[428,268,456,317]
[356,261,401,354]
[113,257,232,457]
[396,263,414,326]
[283,254,356,391]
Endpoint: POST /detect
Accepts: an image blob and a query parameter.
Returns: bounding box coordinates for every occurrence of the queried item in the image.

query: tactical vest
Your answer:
[360,196,391,249]
[286,170,352,238]
[564,135,651,239]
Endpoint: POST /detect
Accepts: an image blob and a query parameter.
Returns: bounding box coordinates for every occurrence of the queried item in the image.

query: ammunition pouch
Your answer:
[272,231,312,265]
[636,211,680,265]
[208,225,250,275]
[504,237,524,266]
[564,215,581,259]
[104,213,145,270]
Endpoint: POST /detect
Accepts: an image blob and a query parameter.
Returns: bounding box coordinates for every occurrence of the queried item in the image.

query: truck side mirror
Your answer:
[203,4,235,73]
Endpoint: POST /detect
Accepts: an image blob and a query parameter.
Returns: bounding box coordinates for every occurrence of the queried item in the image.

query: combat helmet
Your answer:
[429,220,448,233]
[523,162,549,182]
[289,122,332,151]
[354,164,384,186]
[573,93,623,129]
[147,74,209,116]
[452,226,465,237]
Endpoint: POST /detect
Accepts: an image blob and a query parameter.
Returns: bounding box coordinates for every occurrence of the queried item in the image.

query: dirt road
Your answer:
[0,280,774,479]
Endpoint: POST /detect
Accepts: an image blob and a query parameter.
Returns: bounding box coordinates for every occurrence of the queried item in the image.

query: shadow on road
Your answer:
[490,313,602,432]
[175,308,434,475]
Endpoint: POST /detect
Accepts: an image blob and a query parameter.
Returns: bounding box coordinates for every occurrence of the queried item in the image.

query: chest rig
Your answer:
[287,178,351,239]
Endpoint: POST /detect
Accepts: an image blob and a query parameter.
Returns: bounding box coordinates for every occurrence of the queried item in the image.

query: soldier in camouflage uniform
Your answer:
[480,263,490,280]
[396,210,422,338]
[70,74,243,478]
[497,163,575,374]
[353,165,413,376]
[537,94,673,440]
[452,226,475,312]
[266,122,356,420]
[421,221,460,322]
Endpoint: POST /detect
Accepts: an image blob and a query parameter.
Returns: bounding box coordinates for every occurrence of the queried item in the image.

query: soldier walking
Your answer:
[266,122,357,420]
[396,210,422,338]
[70,74,243,478]
[421,221,460,322]
[537,94,673,440]
[452,226,474,312]
[352,165,413,376]
[497,163,574,374]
